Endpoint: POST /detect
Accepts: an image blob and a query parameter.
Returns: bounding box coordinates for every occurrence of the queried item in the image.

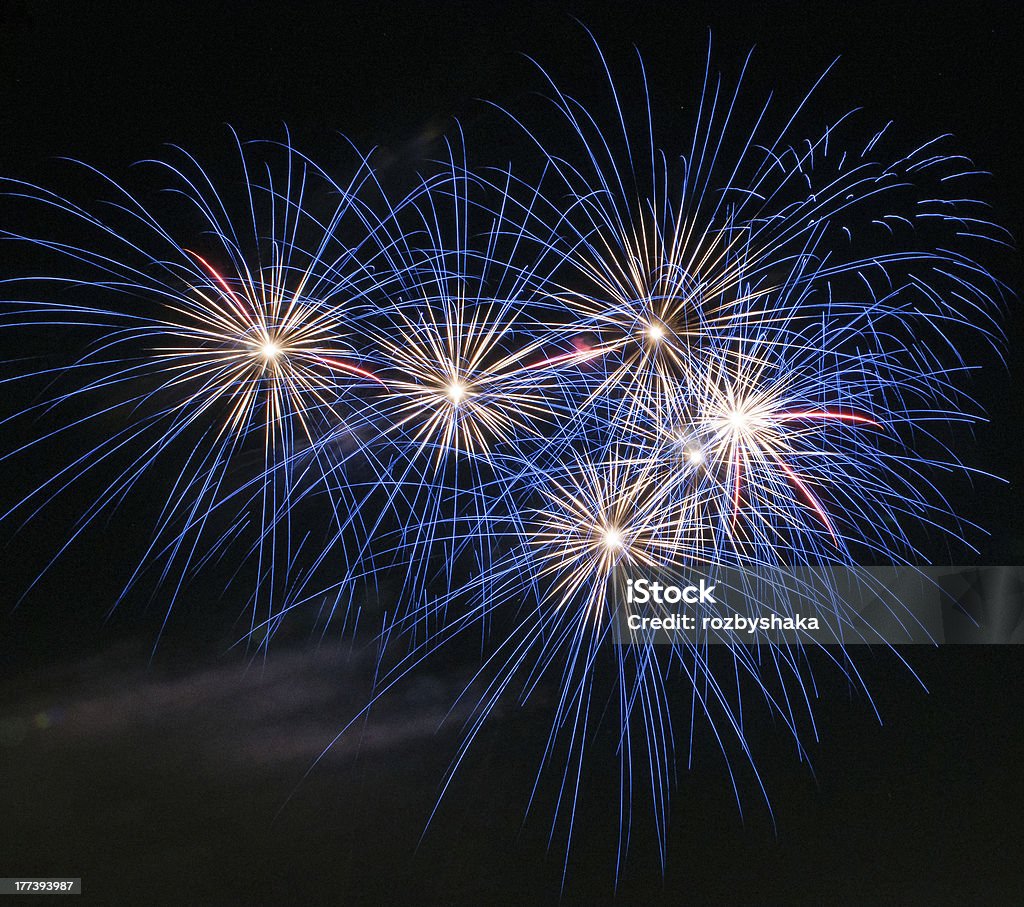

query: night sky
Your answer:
[1,3,1022,905]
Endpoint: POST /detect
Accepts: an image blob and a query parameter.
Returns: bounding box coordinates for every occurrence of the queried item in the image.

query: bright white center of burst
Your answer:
[646,324,665,342]
[726,409,750,432]
[259,341,282,361]
[602,527,624,550]
[685,447,704,465]
[447,382,467,404]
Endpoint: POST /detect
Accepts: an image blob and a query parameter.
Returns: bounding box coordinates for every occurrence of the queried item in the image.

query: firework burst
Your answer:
[0,32,1011,887]
[0,132,407,642]
[340,36,1009,882]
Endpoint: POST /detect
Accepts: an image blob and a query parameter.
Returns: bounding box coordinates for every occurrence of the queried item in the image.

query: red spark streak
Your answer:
[523,346,610,371]
[774,456,838,541]
[318,357,388,387]
[732,443,743,521]
[776,410,878,426]
[185,250,251,321]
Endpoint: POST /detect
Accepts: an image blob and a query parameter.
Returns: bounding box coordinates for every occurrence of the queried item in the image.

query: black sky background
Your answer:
[0,2,1022,905]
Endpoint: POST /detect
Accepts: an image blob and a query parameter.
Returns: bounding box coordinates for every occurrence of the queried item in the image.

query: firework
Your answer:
[0,132,407,644]
[0,33,1010,884]
[343,36,1008,879]
[298,140,610,639]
